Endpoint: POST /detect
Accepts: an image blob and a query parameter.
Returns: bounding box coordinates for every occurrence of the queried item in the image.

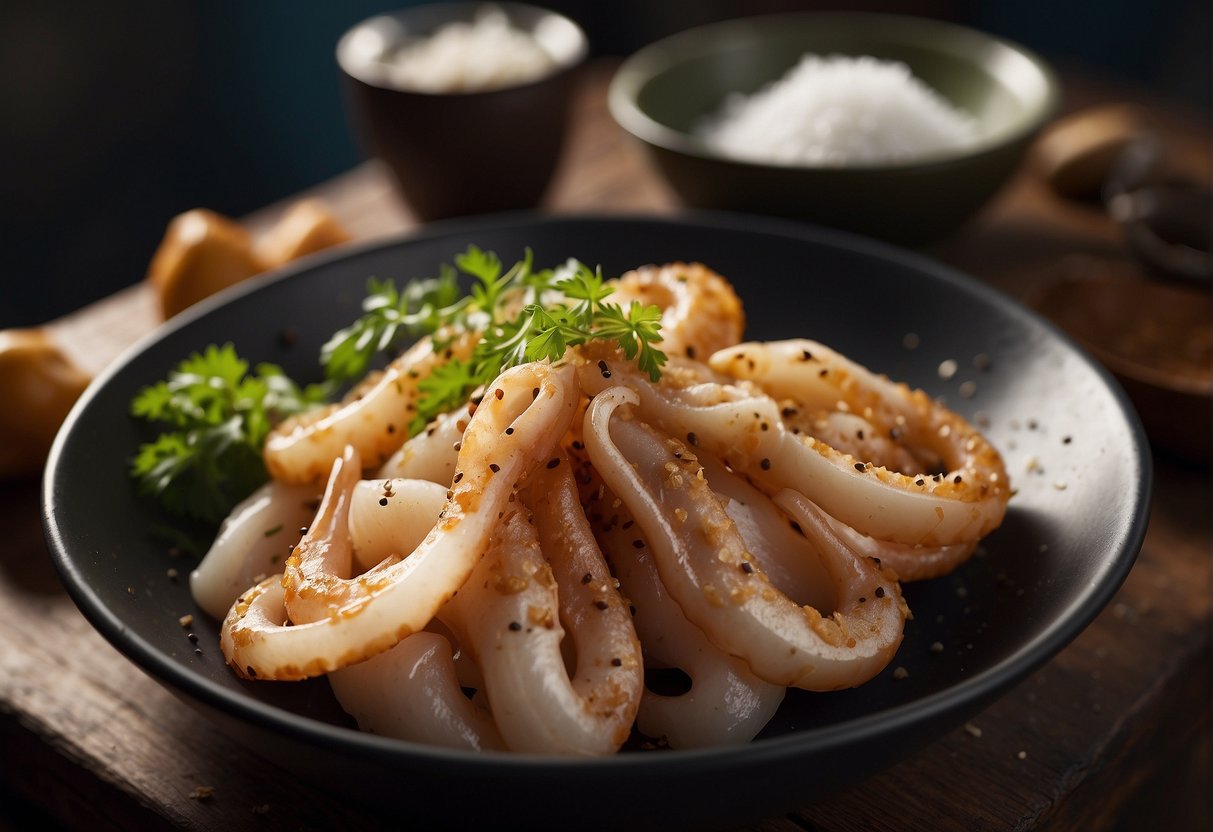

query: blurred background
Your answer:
[2,0,1208,329]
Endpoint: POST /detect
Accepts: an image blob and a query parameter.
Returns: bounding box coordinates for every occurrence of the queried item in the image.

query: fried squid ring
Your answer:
[347,478,446,574]
[583,387,905,691]
[329,631,506,751]
[824,516,977,582]
[264,331,477,484]
[441,454,643,755]
[611,262,745,361]
[694,450,834,612]
[700,438,973,583]
[712,339,1010,543]
[190,480,320,621]
[576,348,1005,548]
[376,407,466,485]
[220,362,578,680]
[588,483,785,748]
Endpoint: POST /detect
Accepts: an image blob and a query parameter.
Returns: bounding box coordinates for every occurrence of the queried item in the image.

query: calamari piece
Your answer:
[329,631,505,751]
[588,480,784,748]
[442,456,643,755]
[576,346,1005,548]
[376,407,466,484]
[694,449,834,612]
[782,409,924,475]
[700,434,969,583]
[711,339,1009,543]
[610,262,744,361]
[347,478,446,574]
[264,331,477,485]
[190,480,320,621]
[821,514,976,583]
[583,387,905,691]
[221,362,578,680]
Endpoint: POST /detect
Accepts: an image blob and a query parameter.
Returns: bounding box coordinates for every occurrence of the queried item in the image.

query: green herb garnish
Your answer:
[321,247,667,434]
[129,344,330,524]
[129,247,667,525]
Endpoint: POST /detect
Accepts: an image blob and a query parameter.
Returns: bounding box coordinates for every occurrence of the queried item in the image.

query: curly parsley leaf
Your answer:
[320,268,463,382]
[129,343,330,525]
[404,257,665,431]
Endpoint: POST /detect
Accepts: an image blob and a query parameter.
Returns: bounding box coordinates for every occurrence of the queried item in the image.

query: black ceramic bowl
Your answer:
[44,214,1148,831]
[610,13,1059,244]
[338,3,588,220]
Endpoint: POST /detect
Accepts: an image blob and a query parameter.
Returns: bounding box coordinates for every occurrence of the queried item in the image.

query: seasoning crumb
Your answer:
[252,804,270,815]
[892,666,909,681]
[955,586,968,599]
[938,359,958,380]
[1039,543,1049,553]
[189,786,215,800]
[166,568,179,581]
[963,722,983,738]
[958,380,977,399]
[903,333,920,350]
[1053,481,1068,491]
[929,641,944,653]
[972,353,992,371]
[1017,751,1027,760]
[178,614,194,628]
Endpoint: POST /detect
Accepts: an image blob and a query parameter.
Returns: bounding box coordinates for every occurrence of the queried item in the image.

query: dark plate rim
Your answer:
[42,211,1150,777]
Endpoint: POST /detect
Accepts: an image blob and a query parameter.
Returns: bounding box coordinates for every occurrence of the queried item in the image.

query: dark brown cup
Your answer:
[337,3,588,221]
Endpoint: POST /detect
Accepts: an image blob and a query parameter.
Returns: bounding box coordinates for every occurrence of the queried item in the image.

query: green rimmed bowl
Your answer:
[610,12,1059,244]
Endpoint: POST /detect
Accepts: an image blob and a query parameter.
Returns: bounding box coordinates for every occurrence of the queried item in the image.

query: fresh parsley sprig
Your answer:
[320,246,547,383]
[129,344,330,524]
[127,246,668,526]
[409,256,667,433]
[321,248,668,435]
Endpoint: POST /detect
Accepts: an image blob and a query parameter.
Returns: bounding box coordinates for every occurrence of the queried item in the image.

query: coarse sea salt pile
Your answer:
[386,7,557,93]
[697,54,978,166]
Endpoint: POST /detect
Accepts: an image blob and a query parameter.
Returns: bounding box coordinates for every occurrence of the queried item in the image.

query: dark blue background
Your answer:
[2,0,1208,328]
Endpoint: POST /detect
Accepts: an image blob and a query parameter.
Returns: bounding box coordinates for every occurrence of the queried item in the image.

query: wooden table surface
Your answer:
[5,61,1210,831]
